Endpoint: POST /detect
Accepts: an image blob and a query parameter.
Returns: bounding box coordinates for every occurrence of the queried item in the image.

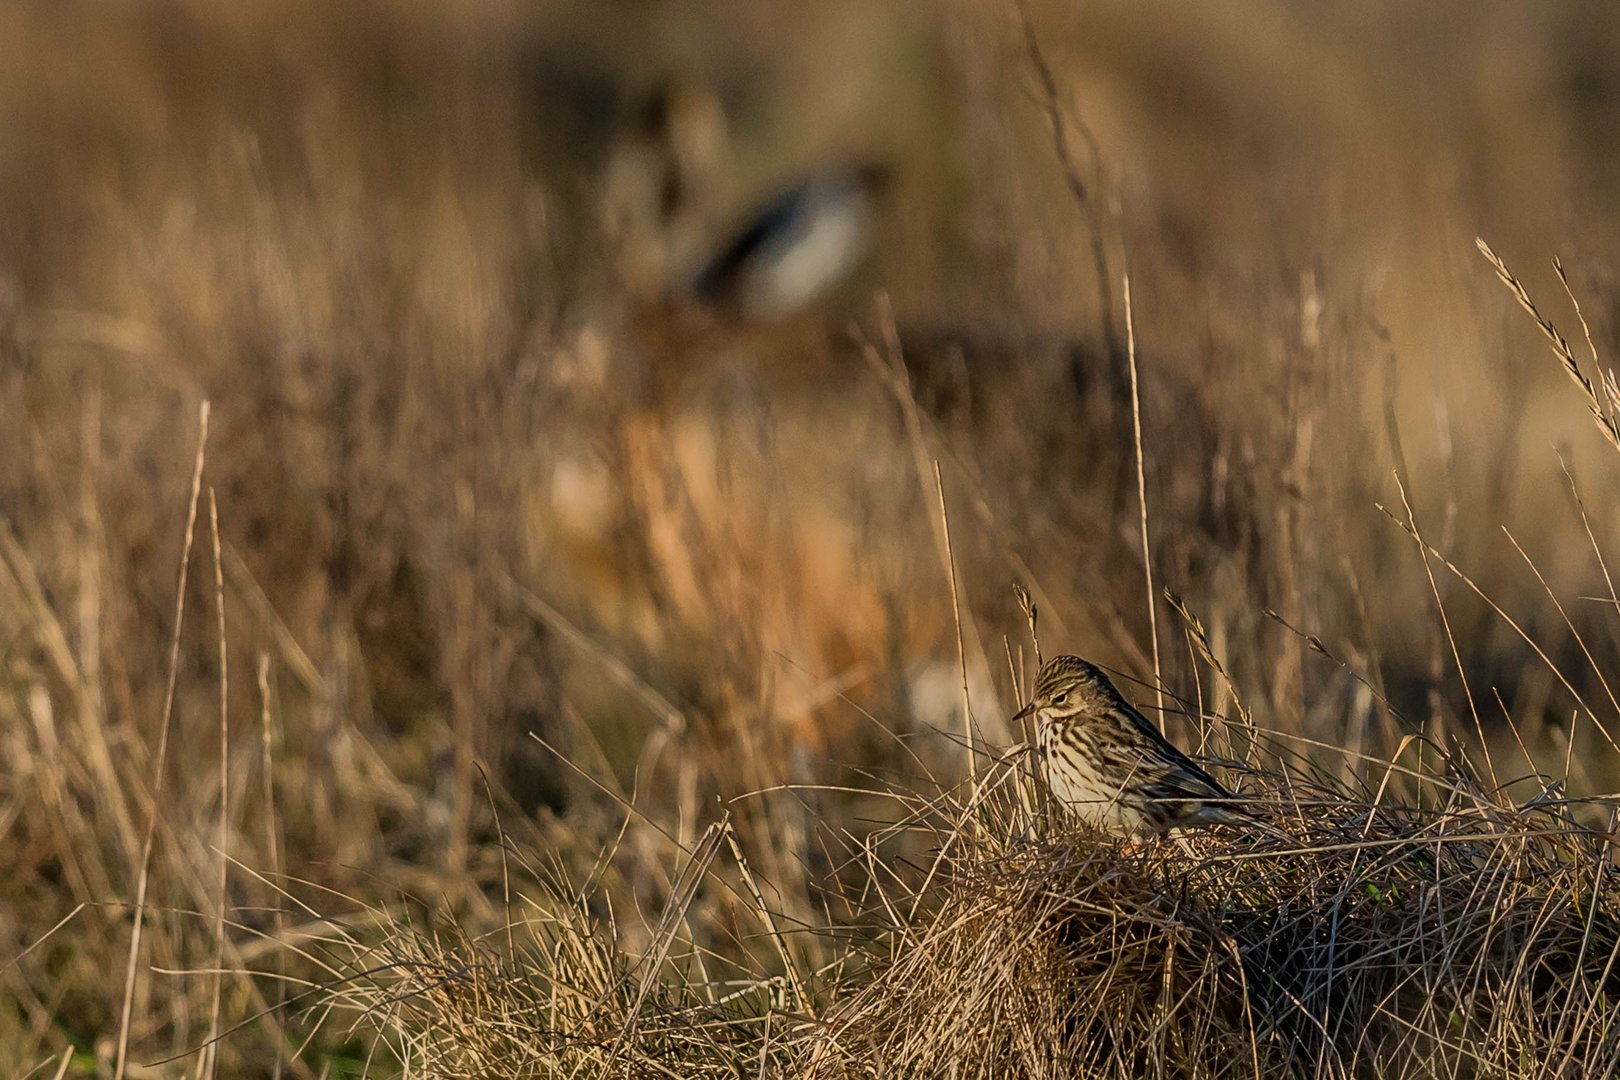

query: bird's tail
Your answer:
[1196,797,1292,841]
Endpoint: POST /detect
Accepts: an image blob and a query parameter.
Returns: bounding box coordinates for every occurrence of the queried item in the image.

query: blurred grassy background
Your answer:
[5,0,1620,1072]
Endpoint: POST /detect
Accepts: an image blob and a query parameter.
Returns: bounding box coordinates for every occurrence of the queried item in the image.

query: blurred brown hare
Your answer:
[546,75,1236,754]
[540,77,931,747]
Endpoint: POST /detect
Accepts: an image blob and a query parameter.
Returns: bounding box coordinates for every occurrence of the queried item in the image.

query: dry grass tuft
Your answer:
[813,772,1620,1077]
[309,738,1620,1078]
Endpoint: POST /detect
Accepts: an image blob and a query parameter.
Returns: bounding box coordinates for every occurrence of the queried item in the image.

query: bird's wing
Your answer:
[1120,703,1233,800]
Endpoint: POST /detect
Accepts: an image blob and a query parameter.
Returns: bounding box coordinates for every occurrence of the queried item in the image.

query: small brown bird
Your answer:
[1011,655,1255,837]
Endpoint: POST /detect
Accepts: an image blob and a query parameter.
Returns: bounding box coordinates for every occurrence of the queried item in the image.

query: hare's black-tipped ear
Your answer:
[688,161,887,321]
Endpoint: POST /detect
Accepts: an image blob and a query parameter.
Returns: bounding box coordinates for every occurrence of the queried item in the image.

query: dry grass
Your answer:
[810,761,1620,1078]
[306,728,1620,1077]
[6,1,1620,1077]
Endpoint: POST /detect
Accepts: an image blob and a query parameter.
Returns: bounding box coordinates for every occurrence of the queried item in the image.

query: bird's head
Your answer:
[1010,654,1124,727]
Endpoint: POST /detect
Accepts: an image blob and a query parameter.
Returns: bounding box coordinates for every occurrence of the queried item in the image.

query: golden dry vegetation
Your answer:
[6,1,1620,1075]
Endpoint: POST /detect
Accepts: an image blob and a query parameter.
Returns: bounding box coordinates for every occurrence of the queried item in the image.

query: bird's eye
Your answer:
[1053,692,1068,705]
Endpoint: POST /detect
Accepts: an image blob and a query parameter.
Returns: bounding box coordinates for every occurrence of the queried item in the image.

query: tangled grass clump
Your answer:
[797,749,1620,1078]
[319,739,1620,1078]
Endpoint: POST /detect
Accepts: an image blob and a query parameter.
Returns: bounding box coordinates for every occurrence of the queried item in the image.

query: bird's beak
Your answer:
[1010,701,1035,724]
